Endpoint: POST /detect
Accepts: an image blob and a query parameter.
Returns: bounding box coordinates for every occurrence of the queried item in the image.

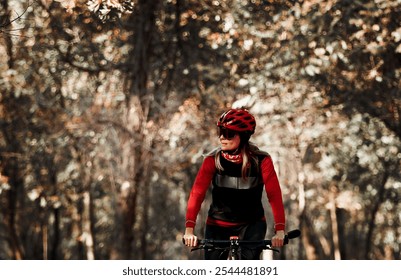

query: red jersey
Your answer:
[185,152,285,231]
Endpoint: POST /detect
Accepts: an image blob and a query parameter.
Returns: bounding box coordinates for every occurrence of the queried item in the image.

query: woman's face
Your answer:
[220,133,241,151]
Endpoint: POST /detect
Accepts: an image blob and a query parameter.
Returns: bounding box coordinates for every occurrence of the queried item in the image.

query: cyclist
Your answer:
[183,108,286,260]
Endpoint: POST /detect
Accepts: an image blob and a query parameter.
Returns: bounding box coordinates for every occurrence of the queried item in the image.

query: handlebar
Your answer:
[184,229,301,252]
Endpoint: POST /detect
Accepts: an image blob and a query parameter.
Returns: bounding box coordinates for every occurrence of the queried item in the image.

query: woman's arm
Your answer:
[261,156,286,232]
[183,156,216,247]
[185,156,216,229]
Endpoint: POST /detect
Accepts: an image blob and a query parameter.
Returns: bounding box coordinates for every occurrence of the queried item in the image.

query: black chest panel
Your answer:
[208,155,266,223]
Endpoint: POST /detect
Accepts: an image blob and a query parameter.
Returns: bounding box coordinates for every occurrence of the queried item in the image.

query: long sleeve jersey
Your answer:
[185,153,285,231]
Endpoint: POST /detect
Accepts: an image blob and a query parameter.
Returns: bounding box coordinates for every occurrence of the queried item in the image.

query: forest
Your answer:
[0,0,400,260]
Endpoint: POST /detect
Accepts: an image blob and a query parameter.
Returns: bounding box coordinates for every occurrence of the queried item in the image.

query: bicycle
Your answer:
[184,229,301,260]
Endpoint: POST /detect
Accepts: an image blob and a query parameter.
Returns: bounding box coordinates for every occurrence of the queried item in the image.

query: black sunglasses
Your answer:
[217,126,238,140]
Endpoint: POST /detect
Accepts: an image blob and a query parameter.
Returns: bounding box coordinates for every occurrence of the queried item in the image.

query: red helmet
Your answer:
[217,109,256,134]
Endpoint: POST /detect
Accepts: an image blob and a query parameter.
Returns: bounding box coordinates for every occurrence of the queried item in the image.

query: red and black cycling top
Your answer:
[185,150,285,232]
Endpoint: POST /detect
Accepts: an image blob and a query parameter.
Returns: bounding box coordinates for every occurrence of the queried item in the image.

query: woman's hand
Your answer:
[271,230,285,247]
[183,227,198,247]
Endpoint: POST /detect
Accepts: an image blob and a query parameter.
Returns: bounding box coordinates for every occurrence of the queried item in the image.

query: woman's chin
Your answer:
[221,145,230,151]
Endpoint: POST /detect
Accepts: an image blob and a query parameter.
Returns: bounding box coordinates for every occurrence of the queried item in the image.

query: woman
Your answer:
[183,108,286,260]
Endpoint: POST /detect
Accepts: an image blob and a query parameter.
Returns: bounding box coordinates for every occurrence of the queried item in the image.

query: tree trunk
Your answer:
[117,0,160,259]
[82,191,95,260]
[1,0,14,69]
[329,186,341,260]
[6,162,24,259]
[127,0,160,100]
[365,171,389,259]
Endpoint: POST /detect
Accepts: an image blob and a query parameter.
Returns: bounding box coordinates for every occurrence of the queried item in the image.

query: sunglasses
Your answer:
[217,126,238,140]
